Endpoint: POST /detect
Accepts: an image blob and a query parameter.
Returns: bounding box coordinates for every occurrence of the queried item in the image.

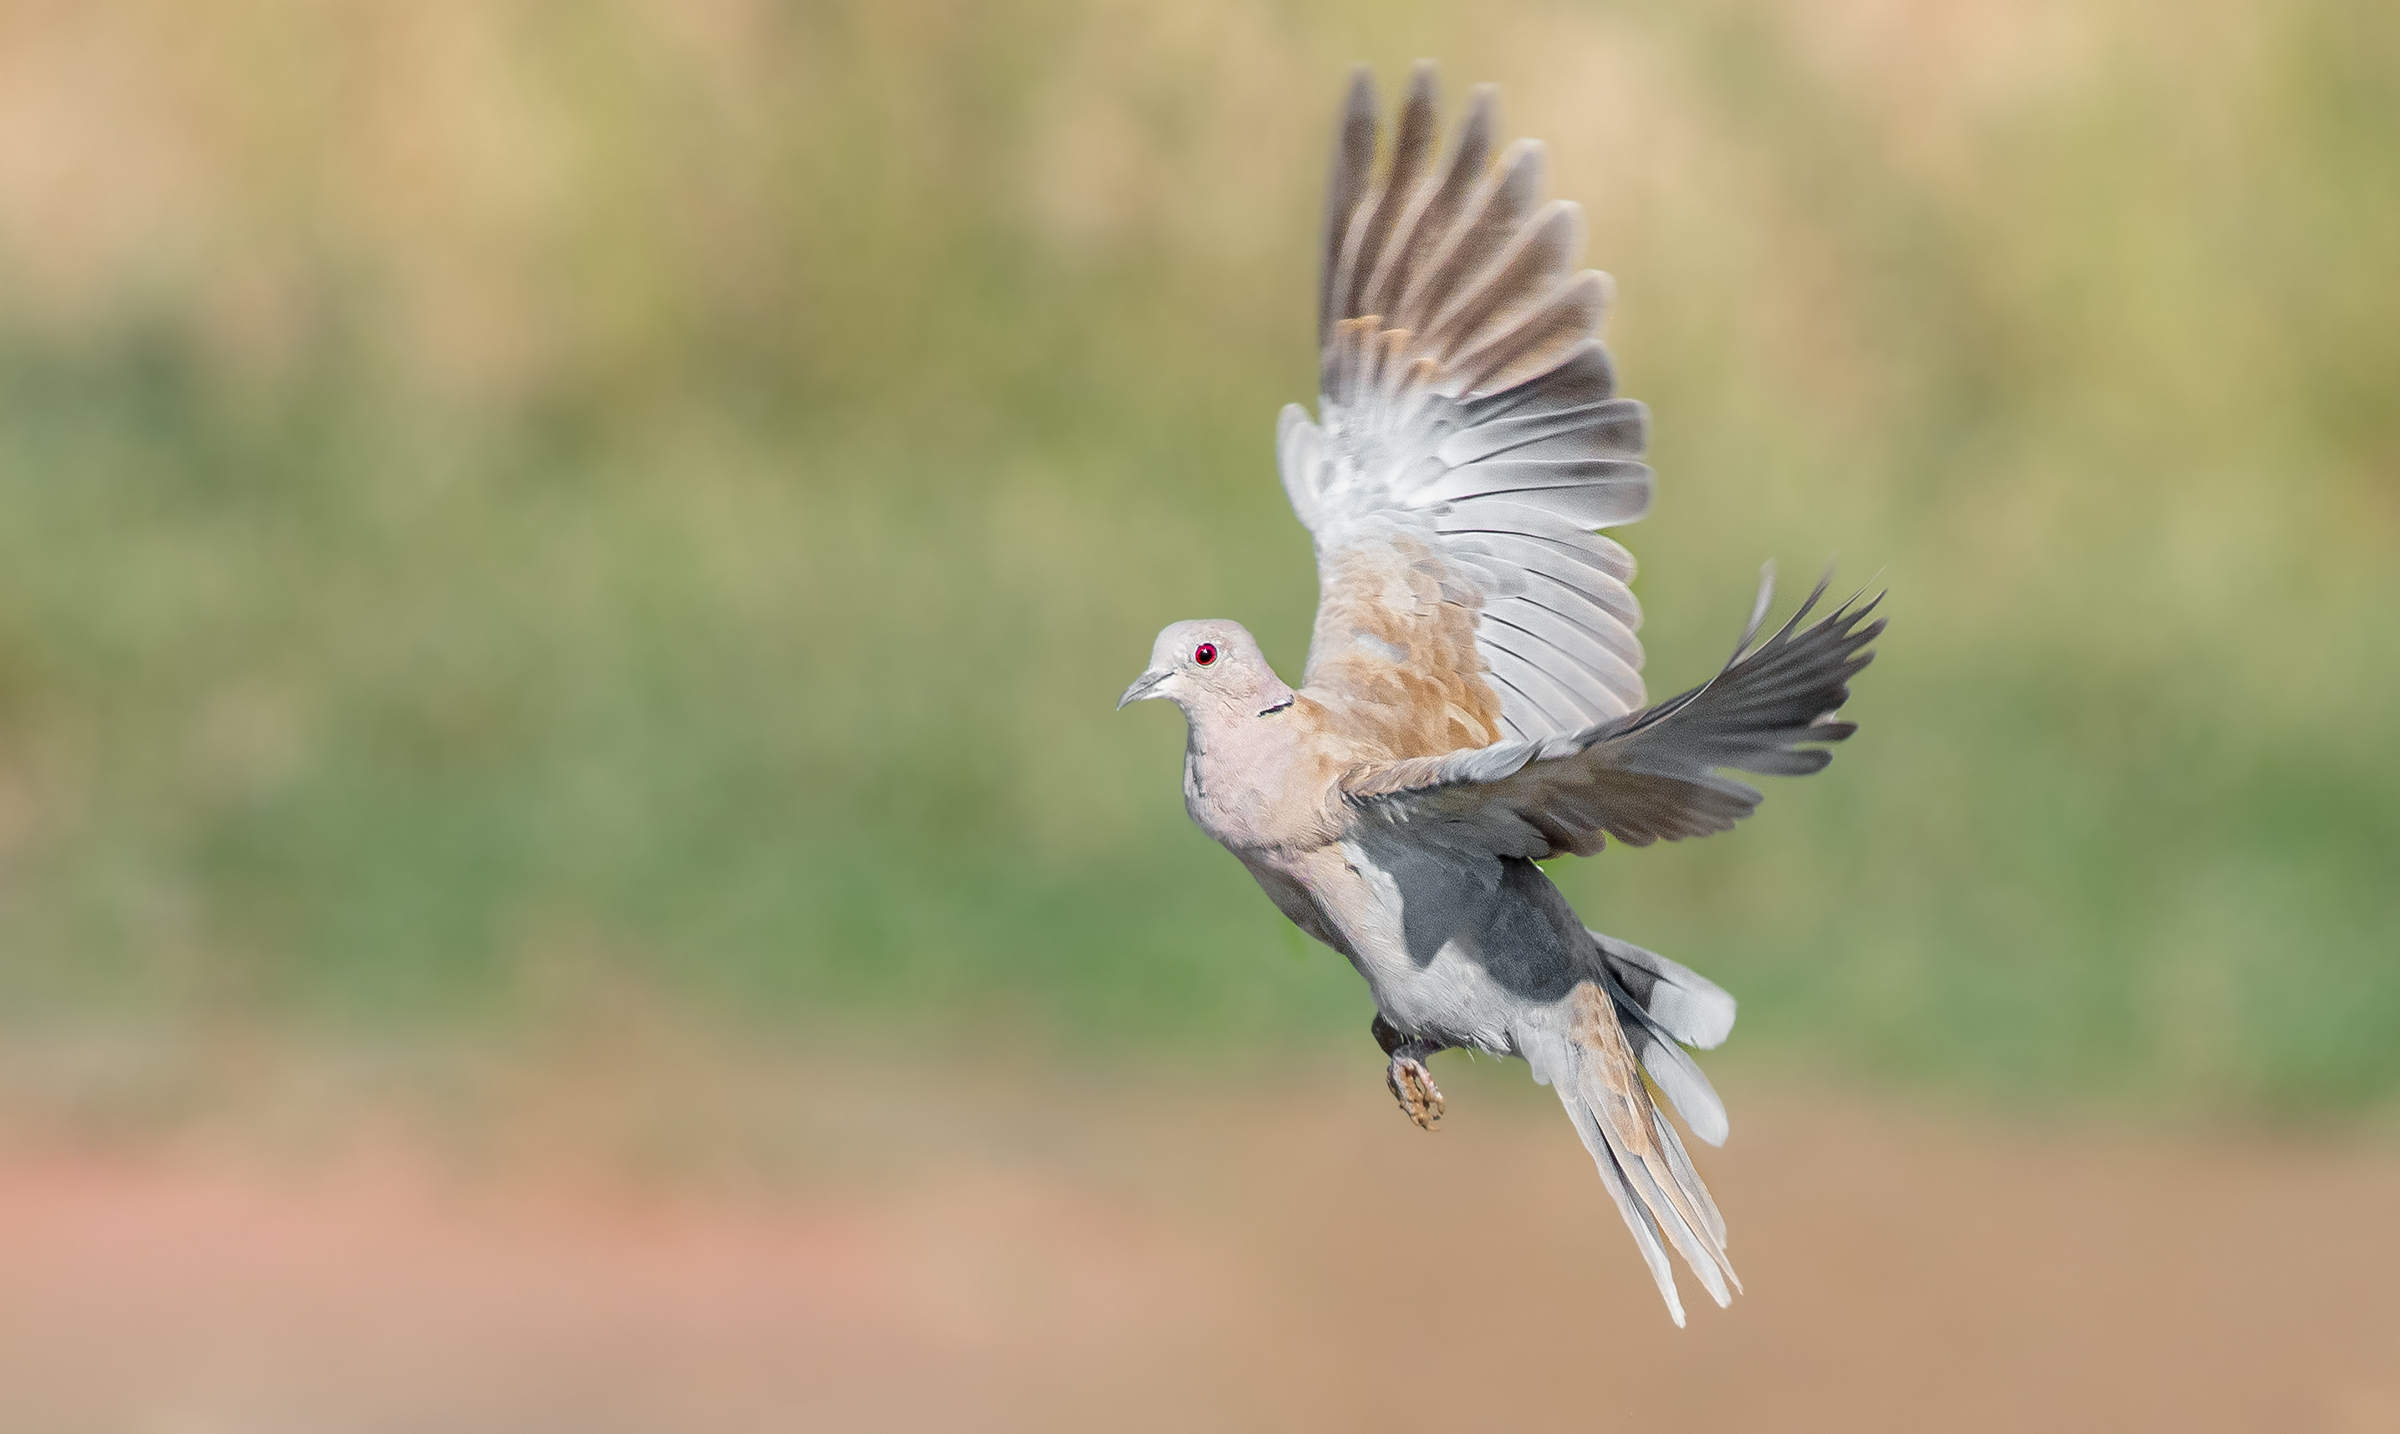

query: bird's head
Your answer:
[1117,620,1292,718]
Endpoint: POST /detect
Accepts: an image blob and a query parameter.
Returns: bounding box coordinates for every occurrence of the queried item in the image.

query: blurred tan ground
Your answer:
[1,1050,2395,1434]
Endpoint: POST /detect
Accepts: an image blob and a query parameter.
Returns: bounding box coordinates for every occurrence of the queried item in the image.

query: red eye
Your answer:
[1192,642,1218,666]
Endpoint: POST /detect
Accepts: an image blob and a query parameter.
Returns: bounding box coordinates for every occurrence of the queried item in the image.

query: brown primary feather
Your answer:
[1332,62,1439,329]
[1451,270,1613,395]
[1360,84,1495,323]
[1392,139,1547,338]
[1319,67,1380,345]
[1419,199,1579,362]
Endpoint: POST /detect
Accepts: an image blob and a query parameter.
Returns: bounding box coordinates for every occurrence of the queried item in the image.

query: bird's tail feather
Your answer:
[1521,979,1739,1327]
[1596,930,1735,1050]
[1595,929,1733,1145]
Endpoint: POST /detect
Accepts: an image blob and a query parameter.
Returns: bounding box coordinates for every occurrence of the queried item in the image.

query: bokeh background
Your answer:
[0,0,2395,1429]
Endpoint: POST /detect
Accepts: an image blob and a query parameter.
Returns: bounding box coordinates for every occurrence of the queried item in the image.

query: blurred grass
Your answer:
[0,0,2392,1109]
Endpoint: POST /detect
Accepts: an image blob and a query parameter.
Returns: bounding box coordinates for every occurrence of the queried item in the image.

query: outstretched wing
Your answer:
[1282,64,1653,757]
[1342,574,1885,858]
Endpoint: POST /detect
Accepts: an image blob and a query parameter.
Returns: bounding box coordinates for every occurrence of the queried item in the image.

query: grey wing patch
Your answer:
[1342,570,1885,858]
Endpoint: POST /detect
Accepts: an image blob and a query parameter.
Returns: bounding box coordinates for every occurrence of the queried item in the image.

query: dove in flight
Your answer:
[1116,63,1882,1325]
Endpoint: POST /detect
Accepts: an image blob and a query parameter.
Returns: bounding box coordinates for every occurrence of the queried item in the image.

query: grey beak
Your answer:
[1117,669,1169,709]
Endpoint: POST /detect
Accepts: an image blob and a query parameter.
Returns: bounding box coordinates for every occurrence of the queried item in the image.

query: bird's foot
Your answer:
[1386,1052,1445,1130]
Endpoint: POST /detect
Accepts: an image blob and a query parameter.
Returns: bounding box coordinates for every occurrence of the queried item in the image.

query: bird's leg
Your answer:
[1372,1014,1448,1130]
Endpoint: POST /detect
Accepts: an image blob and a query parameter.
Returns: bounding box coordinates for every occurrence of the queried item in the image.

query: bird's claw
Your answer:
[1387,1054,1445,1130]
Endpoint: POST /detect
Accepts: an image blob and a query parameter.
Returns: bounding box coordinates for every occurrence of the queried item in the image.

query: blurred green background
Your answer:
[0,0,2392,1112]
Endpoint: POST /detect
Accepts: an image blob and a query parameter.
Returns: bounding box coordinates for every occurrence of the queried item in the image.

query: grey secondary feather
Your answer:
[1117,63,1883,1326]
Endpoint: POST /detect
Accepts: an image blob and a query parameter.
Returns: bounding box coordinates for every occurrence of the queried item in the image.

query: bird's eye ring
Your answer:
[1193,642,1218,666]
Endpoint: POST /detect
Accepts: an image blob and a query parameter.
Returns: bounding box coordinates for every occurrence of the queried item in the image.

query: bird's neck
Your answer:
[1180,697,1343,852]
